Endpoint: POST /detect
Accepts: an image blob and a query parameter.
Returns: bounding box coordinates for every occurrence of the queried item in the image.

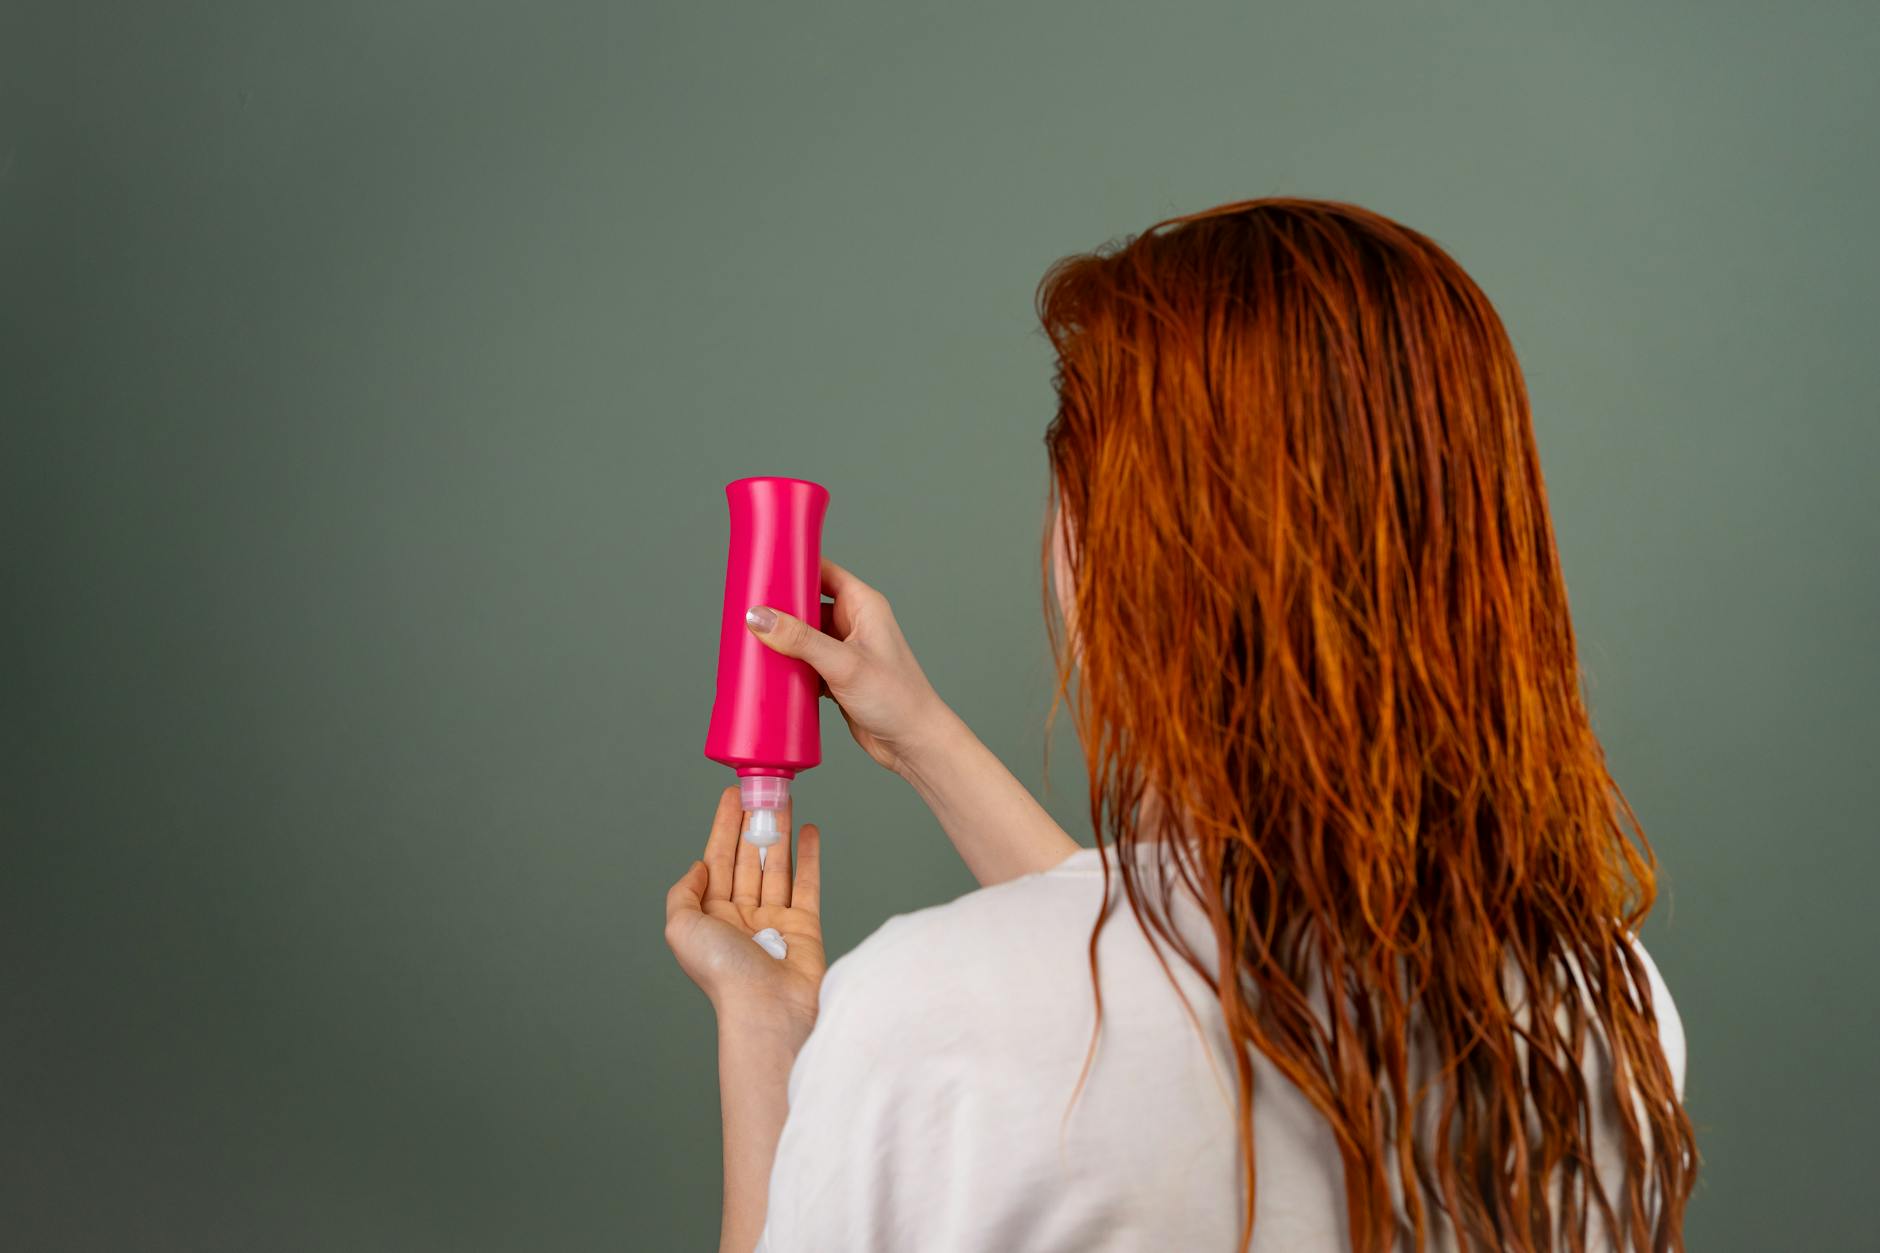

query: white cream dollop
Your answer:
[751,927,788,960]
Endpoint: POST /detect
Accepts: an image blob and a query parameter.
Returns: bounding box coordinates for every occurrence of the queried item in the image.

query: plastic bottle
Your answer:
[703,476,828,862]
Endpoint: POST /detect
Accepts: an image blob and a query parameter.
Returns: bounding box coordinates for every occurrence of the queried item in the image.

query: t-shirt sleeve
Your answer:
[755,915,976,1252]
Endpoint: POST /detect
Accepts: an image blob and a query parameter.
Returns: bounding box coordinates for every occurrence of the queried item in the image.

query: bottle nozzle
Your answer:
[739,776,790,866]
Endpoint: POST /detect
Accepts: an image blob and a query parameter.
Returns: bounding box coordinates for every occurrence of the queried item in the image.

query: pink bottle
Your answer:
[704,476,829,855]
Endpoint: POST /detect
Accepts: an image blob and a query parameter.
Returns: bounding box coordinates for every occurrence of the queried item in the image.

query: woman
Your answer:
[664,197,1697,1252]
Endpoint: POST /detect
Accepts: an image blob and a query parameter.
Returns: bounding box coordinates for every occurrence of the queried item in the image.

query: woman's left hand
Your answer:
[665,787,826,1042]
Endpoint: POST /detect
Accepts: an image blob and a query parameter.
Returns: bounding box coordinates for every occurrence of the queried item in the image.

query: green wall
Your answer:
[4,2,1874,1248]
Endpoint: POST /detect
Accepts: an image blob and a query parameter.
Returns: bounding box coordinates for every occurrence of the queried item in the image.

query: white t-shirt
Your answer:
[755,842,1686,1252]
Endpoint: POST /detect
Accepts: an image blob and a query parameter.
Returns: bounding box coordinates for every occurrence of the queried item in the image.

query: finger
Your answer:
[746,605,858,685]
[702,786,742,903]
[792,823,821,917]
[820,557,879,636]
[732,811,763,906]
[816,600,840,693]
[665,860,707,924]
[820,556,878,604]
[760,797,795,908]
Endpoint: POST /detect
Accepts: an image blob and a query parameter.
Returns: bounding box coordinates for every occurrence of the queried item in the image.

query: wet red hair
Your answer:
[1038,197,1697,1251]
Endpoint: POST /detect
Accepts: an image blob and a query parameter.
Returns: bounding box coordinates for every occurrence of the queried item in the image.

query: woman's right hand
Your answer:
[750,554,1078,886]
[744,557,959,777]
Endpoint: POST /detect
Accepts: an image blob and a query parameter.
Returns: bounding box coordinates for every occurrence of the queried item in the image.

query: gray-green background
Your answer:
[4,2,1874,1249]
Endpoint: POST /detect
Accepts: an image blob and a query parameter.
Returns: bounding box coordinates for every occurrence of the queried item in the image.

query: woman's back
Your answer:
[669,197,1695,1253]
[758,842,1686,1252]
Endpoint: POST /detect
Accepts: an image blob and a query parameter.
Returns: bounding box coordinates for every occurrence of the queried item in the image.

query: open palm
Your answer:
[665,787,826,1036]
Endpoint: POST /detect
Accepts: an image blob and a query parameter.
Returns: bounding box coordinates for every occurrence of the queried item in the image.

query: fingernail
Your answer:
[746,605,777,632]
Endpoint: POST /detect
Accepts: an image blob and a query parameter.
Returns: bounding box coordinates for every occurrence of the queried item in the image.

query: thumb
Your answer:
[665,859,707,927]
[746,605,856,684]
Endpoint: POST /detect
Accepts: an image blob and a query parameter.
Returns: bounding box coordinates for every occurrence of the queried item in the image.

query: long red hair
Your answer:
[1037,197,1697,1251]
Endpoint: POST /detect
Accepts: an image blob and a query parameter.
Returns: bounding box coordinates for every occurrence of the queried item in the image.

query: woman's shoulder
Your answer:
[816,862,1690,1103]
[815,850,1111,1018]
[831,856,1084,955]
[1625,933,1688,1100]
[1535,929,1688,1103]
